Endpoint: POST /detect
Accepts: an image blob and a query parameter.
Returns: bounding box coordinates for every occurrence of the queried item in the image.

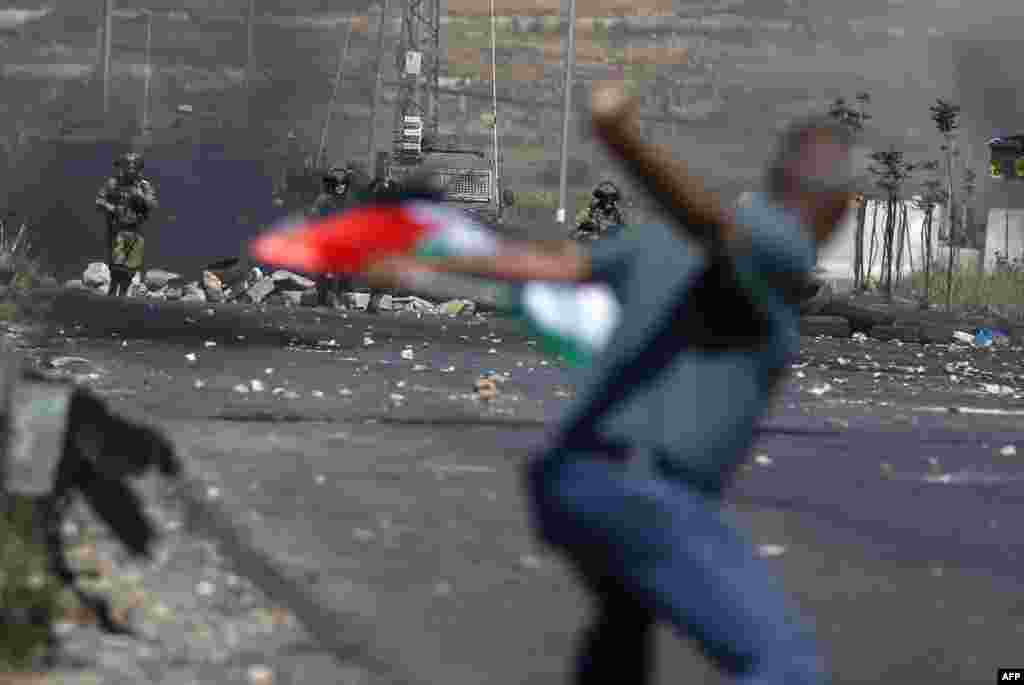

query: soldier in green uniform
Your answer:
[95,152,157,296]
[308,164,353,307]
[574,181,625,242]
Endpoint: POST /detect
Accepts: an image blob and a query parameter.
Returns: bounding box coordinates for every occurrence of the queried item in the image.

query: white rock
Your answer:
[247,665,274,685]
[270,270,315,290]
[401,348,414,360]
[181,282,206,302]
[64,279,86,290]
[245,277,277,304]
[144,268,181,290]
[82,262,111,293]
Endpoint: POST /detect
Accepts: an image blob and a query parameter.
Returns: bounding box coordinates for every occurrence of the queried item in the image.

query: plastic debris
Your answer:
[757,544,787,558]
[952,331,974,345]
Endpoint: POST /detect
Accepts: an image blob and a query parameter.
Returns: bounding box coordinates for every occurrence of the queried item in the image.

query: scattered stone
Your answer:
[181,282,206,302]
[64,279,86,290]
[270,270,316,290]
[144,268,181,290]
[438,299,476,317]
[126,281,149,298]
[247,665,274,685]
[244,277,277,304]
[475,377,498,400]
[390,295,436,313]
[82,262,111,294]
[952,330,975,345]
[349,292,371,310]
[999,445,1017,457]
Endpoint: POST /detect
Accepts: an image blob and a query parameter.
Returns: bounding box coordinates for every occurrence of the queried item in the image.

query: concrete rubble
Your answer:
[68,262,484,317]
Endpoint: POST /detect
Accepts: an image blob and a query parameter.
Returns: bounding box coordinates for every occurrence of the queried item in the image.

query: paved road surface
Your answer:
[11,291,1024,684]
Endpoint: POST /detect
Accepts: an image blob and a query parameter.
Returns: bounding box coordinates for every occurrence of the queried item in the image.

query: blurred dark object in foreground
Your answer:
[0,355,179,667]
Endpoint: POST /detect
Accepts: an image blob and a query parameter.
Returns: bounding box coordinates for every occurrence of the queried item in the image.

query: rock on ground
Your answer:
[83,263,111,295]
[245,278,277,305]
[145,269,182,290]
[439,299,476,317]
[270,270,316,291]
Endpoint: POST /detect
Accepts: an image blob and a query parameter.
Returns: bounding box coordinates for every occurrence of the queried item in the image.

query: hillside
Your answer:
[1,0,1019,274]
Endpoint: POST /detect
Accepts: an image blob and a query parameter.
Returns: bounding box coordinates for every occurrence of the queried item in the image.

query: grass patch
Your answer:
[868,262,1024,309]
[902,264,1024,308]
[0,497,66,671]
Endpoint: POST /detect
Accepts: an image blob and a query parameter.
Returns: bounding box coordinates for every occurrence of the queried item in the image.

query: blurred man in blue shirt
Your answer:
[368,114,855,684]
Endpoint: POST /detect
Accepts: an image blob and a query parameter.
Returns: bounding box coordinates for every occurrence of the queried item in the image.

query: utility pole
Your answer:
[141,10,153,132]
[391,0,442,161]
[367,0,390,176]
[241,0,255,129]
[101,0,114,116]
[555,0,577,227]
[317,19,354,168]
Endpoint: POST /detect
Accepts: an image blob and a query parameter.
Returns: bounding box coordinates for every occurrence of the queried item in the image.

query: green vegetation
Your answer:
[901,264,1024,308]
[0,497,67,671]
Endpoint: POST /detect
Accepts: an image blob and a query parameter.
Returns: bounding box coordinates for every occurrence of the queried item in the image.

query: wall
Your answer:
[983,208,1024,269]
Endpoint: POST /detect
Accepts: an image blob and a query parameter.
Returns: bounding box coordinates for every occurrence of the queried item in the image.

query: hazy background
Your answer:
[2,0,1024,279]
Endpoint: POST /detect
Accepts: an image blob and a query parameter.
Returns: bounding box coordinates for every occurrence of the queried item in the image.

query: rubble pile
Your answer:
[65,263,478,317]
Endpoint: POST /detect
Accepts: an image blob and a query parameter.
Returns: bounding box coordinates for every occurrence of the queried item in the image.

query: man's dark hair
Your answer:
[764,115,857,199]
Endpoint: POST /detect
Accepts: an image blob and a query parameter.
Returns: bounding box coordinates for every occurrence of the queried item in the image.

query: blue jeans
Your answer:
[525,453,827,684]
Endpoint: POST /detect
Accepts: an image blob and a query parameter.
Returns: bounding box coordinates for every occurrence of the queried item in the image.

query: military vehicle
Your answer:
[381,115,513,228]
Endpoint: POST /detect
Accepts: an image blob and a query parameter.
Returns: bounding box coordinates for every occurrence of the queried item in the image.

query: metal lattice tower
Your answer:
[391,0,441,166]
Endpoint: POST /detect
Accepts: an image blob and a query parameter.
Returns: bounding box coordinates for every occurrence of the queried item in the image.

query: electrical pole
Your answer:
[555,0,577,227]
[101,0,114,116]
[317,19,354,169]
[367,0,390,176]
[243,0,255,128]
[141,10,152,132]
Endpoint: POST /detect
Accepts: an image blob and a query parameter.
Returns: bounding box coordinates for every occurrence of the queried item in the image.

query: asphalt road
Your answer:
[11,290,1024,684]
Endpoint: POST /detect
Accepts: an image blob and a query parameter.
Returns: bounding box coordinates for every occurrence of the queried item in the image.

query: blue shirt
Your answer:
[550,192,816,496]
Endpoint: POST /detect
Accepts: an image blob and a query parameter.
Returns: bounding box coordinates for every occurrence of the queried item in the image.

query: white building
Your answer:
[738,192,978,292]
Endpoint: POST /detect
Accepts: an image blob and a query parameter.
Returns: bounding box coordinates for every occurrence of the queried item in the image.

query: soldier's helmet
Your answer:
[593,181,620,203]
[116,152,143,176]
[324,164,351,190]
